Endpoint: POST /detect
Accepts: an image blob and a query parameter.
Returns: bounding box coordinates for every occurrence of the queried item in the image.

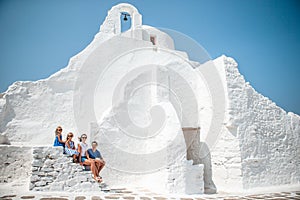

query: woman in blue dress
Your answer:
[53,126,65,147]
[65,132,79,163]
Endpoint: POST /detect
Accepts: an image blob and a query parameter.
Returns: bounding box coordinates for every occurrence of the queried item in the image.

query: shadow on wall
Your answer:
[0,94,16,140]
[182,127,217,194]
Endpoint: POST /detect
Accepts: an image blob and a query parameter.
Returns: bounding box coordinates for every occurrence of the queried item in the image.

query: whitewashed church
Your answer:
[0,3,299,195]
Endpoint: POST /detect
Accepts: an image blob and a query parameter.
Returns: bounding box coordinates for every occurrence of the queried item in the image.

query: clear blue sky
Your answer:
[0,0,299,114]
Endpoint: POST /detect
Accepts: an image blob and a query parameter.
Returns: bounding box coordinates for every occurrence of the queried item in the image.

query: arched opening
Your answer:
[120,12,131,33]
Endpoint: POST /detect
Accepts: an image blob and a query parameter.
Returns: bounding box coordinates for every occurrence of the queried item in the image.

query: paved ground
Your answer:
[0,188,300,200]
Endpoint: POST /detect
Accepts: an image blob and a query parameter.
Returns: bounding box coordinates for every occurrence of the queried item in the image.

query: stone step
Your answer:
[30,146,108,192]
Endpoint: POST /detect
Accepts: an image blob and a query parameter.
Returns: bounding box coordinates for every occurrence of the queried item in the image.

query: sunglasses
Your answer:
[68,135,73,137]
[57,129,62,131]
[82,137,87,139]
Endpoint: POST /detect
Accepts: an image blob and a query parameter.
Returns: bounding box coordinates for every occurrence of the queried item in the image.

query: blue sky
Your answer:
[0,0,299,114]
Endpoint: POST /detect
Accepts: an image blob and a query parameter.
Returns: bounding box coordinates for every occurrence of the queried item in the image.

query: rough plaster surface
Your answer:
[213,56,300,190]
[30,146,101,192]
[0,146,32,184]
[0,3,299,194]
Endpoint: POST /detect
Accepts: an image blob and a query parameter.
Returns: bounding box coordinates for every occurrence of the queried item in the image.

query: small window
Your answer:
[150,35,156,45]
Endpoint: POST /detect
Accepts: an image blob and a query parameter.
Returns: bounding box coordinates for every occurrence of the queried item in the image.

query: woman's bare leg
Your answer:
[72,154,78,163]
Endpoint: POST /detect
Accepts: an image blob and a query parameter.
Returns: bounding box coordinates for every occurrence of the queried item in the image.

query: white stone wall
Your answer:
[0,146,32,183]
[92,100,204,194]
[210,56,300,191]
[30,146,100,192]
[0,2,299,193]
[210,126,243,192]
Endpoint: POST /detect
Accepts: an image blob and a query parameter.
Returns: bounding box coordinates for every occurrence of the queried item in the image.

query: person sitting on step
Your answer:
[87,141,105,183]
[53,126,65,148]
[77,133,94,169]
[64,132,79,163]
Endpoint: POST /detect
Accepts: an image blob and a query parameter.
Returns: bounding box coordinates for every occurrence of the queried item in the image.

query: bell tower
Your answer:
[100,3,142,37]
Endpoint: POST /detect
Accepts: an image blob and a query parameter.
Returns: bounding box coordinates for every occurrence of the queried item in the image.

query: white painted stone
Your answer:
[30,175,39,182]
[44,159,54,166]
[81,182,92,189]
[47,171,59,177]
[35,181,47,187]
[41,167,54,172]
[66,178,77,187]
[32,160,44,167]
[49,182,64,191]
[41,177,53,183]
[0,146,32,183]
[76,175,88,182]
[0,2,298,195]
